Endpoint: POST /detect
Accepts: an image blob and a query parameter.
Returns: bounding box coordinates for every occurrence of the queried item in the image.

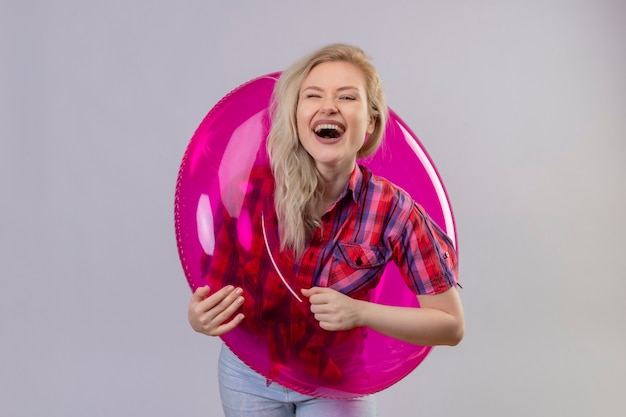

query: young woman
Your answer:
[188,43,464,417]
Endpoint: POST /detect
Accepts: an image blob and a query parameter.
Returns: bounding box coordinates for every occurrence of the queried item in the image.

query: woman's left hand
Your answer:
[301,287,363,331]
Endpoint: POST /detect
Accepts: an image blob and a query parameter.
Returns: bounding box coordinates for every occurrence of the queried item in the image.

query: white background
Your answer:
[1,1,625,416]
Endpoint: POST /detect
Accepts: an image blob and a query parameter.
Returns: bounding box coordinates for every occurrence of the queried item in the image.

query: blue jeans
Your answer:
[218,344,377,417]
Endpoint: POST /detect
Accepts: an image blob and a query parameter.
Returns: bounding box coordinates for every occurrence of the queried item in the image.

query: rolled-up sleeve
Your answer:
[392,203,458,295]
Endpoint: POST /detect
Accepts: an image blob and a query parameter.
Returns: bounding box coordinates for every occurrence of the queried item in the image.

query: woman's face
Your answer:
[296,61,375,176]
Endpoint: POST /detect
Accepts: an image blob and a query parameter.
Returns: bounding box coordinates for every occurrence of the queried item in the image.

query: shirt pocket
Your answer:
[329,242,387,297]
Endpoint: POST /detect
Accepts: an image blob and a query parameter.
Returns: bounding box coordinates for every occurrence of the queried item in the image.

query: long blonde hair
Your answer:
[266,43,388,258]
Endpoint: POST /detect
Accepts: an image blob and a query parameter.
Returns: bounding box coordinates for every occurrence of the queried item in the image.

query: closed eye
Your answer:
[339,95,356,101]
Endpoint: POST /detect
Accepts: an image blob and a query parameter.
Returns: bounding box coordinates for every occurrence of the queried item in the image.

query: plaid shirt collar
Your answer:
[339,163,365,206]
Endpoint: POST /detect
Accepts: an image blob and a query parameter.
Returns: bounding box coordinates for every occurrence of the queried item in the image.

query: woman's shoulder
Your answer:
[360,165,414,206]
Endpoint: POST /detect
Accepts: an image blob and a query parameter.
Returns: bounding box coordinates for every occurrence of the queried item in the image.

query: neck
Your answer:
[315,161,355,215]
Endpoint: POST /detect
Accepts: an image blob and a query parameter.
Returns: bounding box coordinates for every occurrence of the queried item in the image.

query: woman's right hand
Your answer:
[188,285,245,336]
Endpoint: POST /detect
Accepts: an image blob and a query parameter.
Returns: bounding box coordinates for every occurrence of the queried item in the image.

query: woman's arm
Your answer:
[301,285,464,346]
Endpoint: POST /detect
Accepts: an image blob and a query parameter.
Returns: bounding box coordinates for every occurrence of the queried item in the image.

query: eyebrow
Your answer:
[300,85,361,93]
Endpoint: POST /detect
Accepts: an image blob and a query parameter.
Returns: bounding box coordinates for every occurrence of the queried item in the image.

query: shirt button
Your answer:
[355,258,363,266]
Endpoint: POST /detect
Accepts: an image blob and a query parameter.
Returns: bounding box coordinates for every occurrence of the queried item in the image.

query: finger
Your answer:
[190,286,238,323]
[318,321,336,331]
[191,289,245,336]
[191,285,212,302]
[301,287,328,297]
[205,293,245,336]
[311,313,337,331]
[309,302,332,314]
[198,285,237,311]
[200,286,243,316]
[302,287,334,305]
[212,313,245,336]
[208,291,245,325]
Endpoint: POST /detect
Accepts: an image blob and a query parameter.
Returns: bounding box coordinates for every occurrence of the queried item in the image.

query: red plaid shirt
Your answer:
[201,164,458,383]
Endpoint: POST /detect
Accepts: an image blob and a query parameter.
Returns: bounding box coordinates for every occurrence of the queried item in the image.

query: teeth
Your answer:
[314,124,344,134]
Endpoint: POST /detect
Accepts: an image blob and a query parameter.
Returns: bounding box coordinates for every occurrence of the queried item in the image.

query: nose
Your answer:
[319,97,338,114]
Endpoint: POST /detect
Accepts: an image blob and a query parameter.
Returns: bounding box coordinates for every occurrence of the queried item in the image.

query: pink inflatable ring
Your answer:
[175,73,457,398]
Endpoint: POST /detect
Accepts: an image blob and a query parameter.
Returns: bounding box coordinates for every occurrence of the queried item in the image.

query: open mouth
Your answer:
[314,123,345,139]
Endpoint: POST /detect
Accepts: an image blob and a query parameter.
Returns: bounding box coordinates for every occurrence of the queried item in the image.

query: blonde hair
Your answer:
[266,43,388,258]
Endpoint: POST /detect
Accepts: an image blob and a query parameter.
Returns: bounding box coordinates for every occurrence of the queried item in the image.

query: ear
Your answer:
[366,114,376,135]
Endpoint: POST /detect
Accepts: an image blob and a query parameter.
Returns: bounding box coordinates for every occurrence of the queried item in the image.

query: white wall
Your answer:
[1,1,624,416]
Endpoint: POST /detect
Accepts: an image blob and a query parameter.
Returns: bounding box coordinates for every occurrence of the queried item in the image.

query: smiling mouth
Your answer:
[314,124,345,139]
